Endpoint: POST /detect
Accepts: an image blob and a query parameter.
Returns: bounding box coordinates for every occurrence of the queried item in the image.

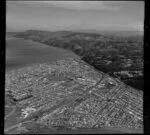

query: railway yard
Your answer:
[5,58,143,134]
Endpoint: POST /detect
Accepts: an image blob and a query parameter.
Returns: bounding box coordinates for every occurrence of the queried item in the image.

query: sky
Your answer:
[6,1,144,32]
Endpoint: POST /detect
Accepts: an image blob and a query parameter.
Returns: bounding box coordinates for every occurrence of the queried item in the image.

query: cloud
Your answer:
[7,1,122,11]
[132,22,144,31]
[49,1,121,11]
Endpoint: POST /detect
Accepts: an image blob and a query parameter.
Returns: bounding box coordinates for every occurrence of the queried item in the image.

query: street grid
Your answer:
[5,58,143,133]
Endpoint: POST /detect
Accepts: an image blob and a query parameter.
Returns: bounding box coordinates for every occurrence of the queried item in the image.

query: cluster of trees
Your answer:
[14,30,143,90]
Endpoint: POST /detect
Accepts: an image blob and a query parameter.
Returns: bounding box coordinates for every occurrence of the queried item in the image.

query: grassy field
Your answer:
[6,37,79,71]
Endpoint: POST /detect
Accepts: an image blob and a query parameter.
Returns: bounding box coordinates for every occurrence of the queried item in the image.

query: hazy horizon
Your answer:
[6,1,144,32]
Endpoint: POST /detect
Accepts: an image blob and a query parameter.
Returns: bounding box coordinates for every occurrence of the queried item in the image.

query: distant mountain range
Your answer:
[70,29,143,37]
[6,29,143,38]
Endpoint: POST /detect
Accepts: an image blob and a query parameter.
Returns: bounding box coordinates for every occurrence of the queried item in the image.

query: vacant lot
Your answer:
[6,38,78,71]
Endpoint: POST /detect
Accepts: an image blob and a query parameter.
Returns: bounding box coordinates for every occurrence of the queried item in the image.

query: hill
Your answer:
[70,29,143,39]
[11,30,143,90]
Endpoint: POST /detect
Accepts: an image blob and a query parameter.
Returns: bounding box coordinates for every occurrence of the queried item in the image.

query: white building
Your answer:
[21,107,36,118]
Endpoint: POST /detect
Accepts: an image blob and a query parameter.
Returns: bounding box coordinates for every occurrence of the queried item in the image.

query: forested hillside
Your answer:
[12,30,143,90]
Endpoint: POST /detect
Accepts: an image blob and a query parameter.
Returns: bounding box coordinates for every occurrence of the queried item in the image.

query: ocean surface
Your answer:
[6,37,78,71]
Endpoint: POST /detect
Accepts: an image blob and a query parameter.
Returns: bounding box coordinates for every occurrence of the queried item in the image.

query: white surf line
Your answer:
[5,106,16,120]
[5,105,15,108]
[4,120,32,133]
